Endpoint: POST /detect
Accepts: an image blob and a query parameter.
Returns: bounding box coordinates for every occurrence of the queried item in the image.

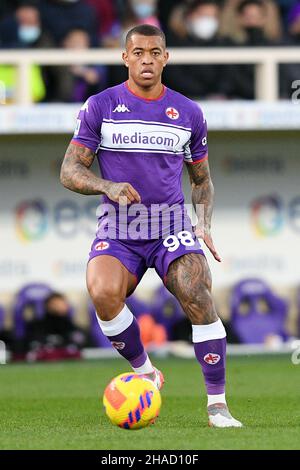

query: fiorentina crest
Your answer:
[204,353,221,364]
[111,341,126,350]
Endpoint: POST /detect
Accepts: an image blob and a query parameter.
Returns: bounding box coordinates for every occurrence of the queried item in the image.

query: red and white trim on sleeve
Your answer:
[186,154,208,165]
[70,140,95,153]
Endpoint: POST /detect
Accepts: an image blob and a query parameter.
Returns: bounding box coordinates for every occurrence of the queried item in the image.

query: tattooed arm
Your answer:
[60,143,141,204]
[186,158,221,262]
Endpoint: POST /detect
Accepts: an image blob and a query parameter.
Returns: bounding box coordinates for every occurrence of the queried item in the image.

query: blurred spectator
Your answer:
[45,28,107,102]
[0,1,53,48]
[40,0,97,45]
[164,0,232,99]
[223,0,280,99]
[103,0,160,48]
[128,0,160,28]
[166,1,190,39]
[0,1,53,103]
[220,0,283,42]
[24,292,88,354]
[280,2,300,98]
[157,0,183,33]
[236,0,280,44]
[85,0,117,41]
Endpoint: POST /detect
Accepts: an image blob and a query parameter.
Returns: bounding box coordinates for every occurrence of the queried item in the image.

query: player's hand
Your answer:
[105,182,141,205]
[193,226,221,262]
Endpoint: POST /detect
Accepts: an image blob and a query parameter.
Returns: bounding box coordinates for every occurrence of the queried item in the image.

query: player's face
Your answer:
[123,34,169,88]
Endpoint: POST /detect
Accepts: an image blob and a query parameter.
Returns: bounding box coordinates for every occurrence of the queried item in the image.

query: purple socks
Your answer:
[96,304,154,374]
[97,305,227,400]
[192,319,227,399]
[107,316,144,363]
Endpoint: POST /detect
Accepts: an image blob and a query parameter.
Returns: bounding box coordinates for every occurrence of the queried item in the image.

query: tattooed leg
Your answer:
[166,253,242,427]
[165,253,217,325]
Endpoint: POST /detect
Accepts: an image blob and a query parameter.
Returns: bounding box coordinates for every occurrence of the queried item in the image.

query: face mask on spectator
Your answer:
[189,17,219,40]
[18,25,41,43]
[132,3,156,19]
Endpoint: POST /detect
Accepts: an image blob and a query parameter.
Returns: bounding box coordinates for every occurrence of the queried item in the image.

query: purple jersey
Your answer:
[72,81,208,239]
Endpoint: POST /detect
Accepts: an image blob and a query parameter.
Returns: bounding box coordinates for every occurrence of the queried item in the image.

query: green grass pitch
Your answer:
[0,355,299,450]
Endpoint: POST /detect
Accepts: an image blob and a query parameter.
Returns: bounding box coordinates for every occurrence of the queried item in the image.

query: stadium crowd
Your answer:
[0,0,299,102]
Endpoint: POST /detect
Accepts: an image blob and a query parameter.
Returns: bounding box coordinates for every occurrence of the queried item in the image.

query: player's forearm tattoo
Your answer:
[166,253,218,324]
[60,143,110,195]
[187,158,214,231]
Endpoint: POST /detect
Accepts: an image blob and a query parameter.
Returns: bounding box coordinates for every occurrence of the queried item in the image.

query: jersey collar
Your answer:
[124,81,167,102]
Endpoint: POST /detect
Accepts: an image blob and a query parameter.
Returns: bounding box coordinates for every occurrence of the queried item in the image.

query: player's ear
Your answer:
[163,50,169,67]
[122,51,129,67]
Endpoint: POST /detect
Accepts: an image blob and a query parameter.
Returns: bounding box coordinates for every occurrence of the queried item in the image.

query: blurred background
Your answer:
[1,0,300,362]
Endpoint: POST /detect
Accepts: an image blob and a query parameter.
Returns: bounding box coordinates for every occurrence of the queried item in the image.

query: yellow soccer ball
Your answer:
[103,372,161,430]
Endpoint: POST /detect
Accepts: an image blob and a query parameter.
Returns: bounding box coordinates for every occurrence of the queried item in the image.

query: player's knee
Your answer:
[177,276,212,304]
[87,281,125,320]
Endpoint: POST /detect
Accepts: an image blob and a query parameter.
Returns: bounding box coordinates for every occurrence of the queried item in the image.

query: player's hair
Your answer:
[125,24,166,49]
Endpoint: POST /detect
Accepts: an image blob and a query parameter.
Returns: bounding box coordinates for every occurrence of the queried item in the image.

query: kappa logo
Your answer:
[95,241,110,251]
[111,341,126,350]
[113,104,130,113]
[166,107,179,120]
[204,353,221,365]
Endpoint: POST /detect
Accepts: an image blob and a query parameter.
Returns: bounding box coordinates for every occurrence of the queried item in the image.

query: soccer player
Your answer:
[60,24,242,428]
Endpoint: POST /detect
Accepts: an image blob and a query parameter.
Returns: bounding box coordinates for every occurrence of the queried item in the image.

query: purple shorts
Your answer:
[88,230,205,287]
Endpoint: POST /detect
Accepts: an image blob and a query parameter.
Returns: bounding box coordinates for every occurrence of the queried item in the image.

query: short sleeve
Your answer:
[184,104,208,164]
[71,95,102,153]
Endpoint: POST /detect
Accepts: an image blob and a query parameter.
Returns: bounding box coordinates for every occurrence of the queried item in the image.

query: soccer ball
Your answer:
[103,372,161,430]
